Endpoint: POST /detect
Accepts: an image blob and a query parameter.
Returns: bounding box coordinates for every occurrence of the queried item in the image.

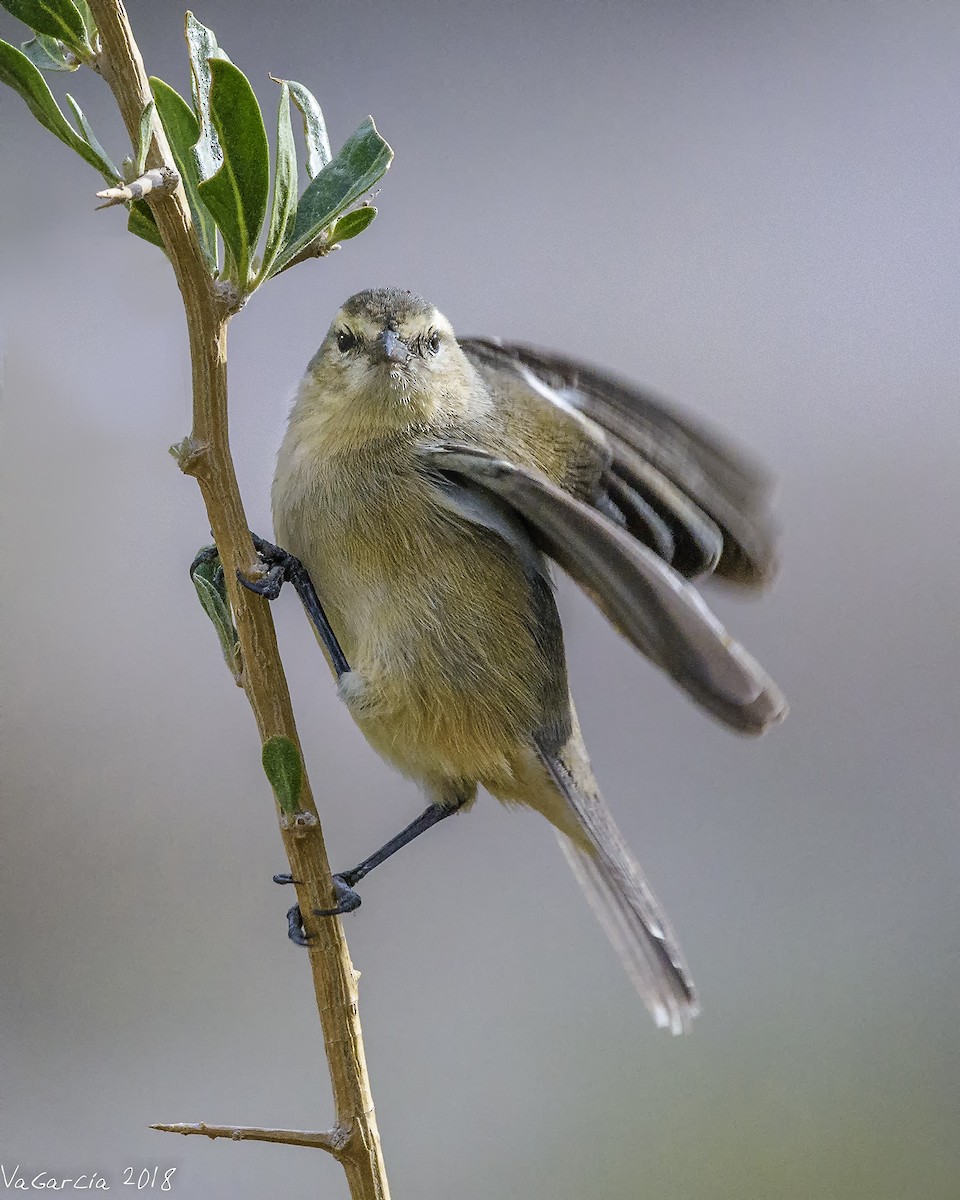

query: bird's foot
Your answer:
[274,871,363,946]
[237,535,350,678]
[313,873,363,917]
[236,534,294,600]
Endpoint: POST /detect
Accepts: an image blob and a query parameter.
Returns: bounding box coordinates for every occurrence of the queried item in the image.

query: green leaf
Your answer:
[196,58,269,287]
[270,116,392,276]
[150,76,217,269]
[127,200,165,251]
[133,96,155,177]
[0,38,117,175]
[20,32,77,71]
[184,11,229,181]
[73,0,94,41]
[261,736,303,815]
[190,551,240,677]
[0,0,90,56]
[329,204,376,245]
[65,92,120,180]
[256,80,297,284]
[285,77,330,177]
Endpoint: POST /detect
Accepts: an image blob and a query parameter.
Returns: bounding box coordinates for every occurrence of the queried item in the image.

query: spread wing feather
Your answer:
[419,444,787,735]
[462,338,777,587]
[602,469,677,563]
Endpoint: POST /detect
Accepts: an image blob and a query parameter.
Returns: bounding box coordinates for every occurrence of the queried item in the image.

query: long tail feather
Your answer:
[537,738,698,1034]
[555,833,698,1034]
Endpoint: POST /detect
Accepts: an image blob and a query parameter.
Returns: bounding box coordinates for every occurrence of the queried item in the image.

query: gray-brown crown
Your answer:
[340,287,436,329]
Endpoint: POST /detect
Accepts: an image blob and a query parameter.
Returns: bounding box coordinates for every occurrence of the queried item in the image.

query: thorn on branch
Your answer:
[96,166,179,209]
[169,436,209,476]
[150,1120,353,1158]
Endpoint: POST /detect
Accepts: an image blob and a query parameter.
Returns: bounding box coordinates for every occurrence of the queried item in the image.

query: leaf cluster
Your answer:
[0,5,393,299]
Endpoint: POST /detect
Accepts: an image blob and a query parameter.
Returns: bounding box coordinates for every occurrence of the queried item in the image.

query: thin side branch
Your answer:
[86,4,391,1198]
[96,165,179,208]
[271,233,339,275]
[151,1122,352,1157]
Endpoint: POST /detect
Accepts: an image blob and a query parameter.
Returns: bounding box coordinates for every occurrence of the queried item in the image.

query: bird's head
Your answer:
[300,288,481,442]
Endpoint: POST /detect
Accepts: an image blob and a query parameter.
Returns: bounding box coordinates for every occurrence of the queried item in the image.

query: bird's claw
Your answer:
[238,566,284,599]
[285,903,311,946]
[237,535,291,600]
[276,872,362,946]
[312,873,363,917]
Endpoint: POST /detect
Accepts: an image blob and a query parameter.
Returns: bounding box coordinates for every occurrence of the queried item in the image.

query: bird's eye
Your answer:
[427,330,441,354]
[336,329,356,352]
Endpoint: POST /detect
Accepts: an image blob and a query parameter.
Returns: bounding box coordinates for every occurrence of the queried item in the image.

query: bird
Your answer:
[268,286,787,1035]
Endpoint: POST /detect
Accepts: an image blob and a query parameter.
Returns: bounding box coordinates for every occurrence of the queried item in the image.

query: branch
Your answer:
[151,1122,352,1157]
[85,4,391,1197]
[95,165,179,208]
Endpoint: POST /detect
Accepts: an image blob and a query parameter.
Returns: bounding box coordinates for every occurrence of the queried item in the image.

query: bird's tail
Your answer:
[534,731,698,1035]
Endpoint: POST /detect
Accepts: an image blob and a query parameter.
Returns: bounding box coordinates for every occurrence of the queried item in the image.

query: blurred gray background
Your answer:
[2,1,959,1197]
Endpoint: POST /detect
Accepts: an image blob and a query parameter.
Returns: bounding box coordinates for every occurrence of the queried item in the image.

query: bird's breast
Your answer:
[272,439,554,778]
[274,441,511,656]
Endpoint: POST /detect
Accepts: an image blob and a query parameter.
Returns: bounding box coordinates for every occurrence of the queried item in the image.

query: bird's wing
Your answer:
[462,338,777,587]
[418,443,787,735]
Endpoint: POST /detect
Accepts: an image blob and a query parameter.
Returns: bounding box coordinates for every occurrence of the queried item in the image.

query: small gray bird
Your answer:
[270,287,787,1034]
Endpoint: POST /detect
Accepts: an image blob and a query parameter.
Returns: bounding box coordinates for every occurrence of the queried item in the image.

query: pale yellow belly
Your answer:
[346,557,545,781]
[282,478,554,794]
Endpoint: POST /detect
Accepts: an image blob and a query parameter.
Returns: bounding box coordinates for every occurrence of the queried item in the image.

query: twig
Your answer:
[271,232,339,275]
[85,3,391,1198]
[95,165,178,208]
[150,1122,352,1157]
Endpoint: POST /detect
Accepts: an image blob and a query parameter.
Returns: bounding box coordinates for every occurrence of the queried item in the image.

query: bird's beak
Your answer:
[377,328,410,364]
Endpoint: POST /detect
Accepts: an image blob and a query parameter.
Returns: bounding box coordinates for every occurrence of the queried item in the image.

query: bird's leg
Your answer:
[237,533,350,679]
[275,796,470,940]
